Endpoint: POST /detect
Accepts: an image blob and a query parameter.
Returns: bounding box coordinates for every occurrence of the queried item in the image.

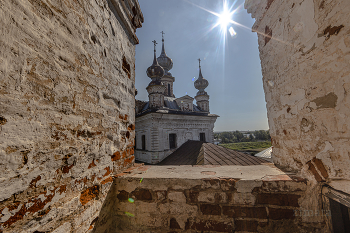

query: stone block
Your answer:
[168,191,186,203]
[256,193,300,207]
[200,204,221,215]
[231,192,256,205]
[235,220,258,232]
[131,188,153,201]
[197,192,227,203]
[223,206,267,219]
[187,219,234,232]
[268,207,295,220]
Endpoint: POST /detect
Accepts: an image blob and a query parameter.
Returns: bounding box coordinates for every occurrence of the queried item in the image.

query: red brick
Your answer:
[88,159,96,169]
[200,204,221,215]
[306,161,323,182]
[128,124,135,130]
[80,185,99,205]
[235,220,258,232]
[61,164,74,174]
[29,175,41,188]
[101,177,113,185]
[256,193,300,207]
[268,207,295,220]
[111,151,121,161]
[223,206,267,219]
[103,167,112,177]
[57,185,67,194]
[123,155,134,167]
[312,158,329,179]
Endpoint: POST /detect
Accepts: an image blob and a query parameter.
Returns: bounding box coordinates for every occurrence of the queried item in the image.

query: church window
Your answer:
[142,135,146,150]
[168,84,171,96]
[200,133,206,142]
[169,134,176,149]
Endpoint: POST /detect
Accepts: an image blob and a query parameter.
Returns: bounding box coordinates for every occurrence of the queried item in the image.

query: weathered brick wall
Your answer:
[245,0,350,193]
[0,0,142,232]
[95,165,326,233]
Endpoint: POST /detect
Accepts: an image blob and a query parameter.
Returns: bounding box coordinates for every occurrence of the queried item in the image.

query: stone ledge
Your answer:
[119,163,290,181]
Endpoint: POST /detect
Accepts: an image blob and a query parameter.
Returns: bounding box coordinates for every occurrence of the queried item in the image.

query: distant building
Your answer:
[135,34,219,164]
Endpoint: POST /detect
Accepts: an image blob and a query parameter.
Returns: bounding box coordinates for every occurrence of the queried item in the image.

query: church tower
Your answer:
[146,40,165,108]
[194,59,210,112]
[157,31,175,97]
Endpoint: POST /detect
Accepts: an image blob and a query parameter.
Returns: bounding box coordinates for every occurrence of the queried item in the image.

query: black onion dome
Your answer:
[194,66,209,92]
[157,38,173,72]
[147,40,165,79]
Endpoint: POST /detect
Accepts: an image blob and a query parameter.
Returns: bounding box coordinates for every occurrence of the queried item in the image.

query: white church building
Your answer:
[135,35,219,164]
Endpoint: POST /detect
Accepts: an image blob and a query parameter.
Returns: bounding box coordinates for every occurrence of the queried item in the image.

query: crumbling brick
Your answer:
[80,185,99,205]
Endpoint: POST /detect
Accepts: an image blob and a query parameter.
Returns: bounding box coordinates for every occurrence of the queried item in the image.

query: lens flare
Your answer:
[128,198,135,203]
[229,27,237,37]
[125,212,135,217]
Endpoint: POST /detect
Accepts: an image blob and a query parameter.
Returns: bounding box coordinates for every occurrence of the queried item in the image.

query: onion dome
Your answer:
[146,40,165,80]
[194,59,209,95]
[157,31,173,74]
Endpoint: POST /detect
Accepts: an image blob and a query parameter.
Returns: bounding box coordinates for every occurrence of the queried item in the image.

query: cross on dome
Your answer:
[152,40,157,51]
[146,40,164,80]
[157,31,173,73]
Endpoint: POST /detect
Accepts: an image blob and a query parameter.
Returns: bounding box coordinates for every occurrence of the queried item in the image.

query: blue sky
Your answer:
[135,0,268,131]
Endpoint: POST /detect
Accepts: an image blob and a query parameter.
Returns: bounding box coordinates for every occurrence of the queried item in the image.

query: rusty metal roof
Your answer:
[158,141,270,166]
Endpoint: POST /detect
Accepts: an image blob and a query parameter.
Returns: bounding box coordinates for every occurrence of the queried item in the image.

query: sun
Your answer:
[217,5,232,30]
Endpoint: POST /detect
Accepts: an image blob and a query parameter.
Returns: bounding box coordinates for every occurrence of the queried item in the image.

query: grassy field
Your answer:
[220,141,271,154]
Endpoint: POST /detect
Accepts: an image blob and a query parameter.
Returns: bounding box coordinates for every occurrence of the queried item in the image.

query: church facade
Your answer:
[135,35,218,164]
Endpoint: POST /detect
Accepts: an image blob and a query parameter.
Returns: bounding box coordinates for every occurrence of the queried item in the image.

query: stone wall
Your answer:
[0,0,142,232]
[245,0,350,194]
[94,165,327,233]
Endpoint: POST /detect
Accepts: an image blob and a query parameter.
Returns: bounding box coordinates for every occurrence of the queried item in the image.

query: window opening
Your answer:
[200,133,206,142]
[142,135,146,150]
[169,134,176,149]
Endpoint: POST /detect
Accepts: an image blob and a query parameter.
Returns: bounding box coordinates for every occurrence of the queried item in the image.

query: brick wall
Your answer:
[0,0,142,232]
[244,0,350,194]
[94,165,326,233]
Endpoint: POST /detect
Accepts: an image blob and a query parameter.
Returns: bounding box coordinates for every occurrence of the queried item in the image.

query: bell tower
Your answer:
[194,59,210,112]
[157,31,175,97]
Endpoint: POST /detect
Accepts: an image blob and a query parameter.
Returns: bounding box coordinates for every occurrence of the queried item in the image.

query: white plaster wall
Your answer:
[135,113,217,164]
[245,0,350,194]
[0,0,142,231]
